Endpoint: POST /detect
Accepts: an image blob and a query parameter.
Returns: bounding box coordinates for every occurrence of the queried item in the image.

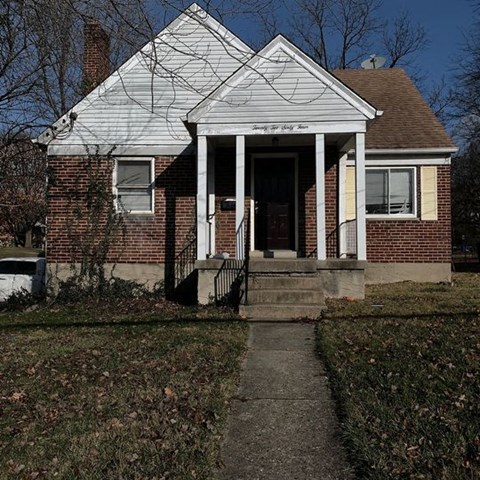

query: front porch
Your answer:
[196,133,366,263]
[184,36,381,316]
[190,125,374,316]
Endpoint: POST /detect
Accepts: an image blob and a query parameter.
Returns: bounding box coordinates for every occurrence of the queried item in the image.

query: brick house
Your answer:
[37,4,456,318]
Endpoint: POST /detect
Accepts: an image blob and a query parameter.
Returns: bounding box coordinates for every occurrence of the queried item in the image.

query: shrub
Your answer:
[55,276,164,305]
[0,288,44,311]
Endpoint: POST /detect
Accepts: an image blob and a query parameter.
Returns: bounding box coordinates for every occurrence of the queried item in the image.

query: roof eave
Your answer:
[352,147,458,155]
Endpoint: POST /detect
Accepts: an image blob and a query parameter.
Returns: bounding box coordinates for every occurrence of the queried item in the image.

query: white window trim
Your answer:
[365,166,417,220]
[113,157,155,214]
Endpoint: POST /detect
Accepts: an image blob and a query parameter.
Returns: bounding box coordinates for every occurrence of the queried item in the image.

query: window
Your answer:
[115,159,154,213]
[366,168,415,216]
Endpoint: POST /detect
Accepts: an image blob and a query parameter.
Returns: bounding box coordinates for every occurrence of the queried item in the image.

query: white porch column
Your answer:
[315,133,326,260]
[355,133,367,261]
[338,152,348,258]
[197,135,208,260]
[207,143,216,256]
[235,135,245,260]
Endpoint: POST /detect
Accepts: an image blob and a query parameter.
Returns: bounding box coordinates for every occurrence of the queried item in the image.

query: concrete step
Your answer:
[246,288,324,305]
[249,250,298,259]
[249,259,317,273]
[239,304,326,321]
[248,275,323,291]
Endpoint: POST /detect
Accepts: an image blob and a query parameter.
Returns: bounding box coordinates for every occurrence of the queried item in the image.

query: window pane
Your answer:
[117,161,151,186]
[390,170,413,214]
[366,170,388,214]
[117,188,152,212]
[0,261,36,275]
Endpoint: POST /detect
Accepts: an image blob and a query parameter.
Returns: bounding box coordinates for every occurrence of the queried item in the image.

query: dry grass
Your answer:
[0,312,247,479]
[324,272,480,319]
[319,273,480,479]
[0,247,43,258]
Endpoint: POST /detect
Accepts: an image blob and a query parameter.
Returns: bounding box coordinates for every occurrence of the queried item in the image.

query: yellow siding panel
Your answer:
[421,166,438,221]
[346,166,356,220]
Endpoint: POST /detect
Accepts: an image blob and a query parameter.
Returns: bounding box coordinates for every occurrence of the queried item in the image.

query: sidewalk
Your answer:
[216,323,354,480]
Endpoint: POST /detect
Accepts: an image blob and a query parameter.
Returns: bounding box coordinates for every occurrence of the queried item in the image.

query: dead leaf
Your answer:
[128,453,139,463]
[109,418,124,429]
[10,391,26,402]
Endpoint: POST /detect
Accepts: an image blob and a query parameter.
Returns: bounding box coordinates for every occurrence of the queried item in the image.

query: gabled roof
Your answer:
[37,3,254,153]
[188,35,379,125]
[334,69,456,151]
[37,3,455,154]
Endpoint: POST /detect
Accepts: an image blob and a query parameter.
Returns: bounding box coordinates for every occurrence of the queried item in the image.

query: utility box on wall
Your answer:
[220,198,236,211]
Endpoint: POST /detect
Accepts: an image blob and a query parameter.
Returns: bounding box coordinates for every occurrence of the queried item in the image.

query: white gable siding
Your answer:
[49,11,252,154]
[197,50,367,125]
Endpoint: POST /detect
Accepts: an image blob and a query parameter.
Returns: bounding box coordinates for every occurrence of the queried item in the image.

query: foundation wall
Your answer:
[365,262,451,284]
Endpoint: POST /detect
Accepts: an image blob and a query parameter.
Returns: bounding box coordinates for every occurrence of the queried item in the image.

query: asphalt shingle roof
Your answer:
[333,68,456,150]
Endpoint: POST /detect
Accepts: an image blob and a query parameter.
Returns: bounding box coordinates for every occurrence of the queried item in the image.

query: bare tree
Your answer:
[452,141,480,242]
[456,3,480,143]
[289,0,381,69]
[427,78,455,126]
[0,139,46,247]
[0,1,45,138]
[259,0,428,71]
[1,0,277,138]
[451,1,480,241]
[382,11,428,68]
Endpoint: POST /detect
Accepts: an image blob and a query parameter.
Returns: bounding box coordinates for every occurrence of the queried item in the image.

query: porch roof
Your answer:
[187,35,379,134]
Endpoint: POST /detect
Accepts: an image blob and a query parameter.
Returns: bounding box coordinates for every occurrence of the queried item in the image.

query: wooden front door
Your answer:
[254,158,295,251]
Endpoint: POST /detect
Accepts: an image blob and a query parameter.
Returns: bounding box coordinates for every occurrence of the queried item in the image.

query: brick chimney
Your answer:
[83,20,110,95]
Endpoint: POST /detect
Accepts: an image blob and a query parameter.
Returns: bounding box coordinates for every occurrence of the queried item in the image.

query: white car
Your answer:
[0,257,46,302]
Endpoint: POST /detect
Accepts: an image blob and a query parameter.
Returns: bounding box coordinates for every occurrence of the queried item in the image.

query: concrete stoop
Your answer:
[239,260,327,321]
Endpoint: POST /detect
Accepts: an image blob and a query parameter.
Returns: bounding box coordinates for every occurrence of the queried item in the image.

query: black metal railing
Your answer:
[243,208,251,305]
[174,236,197,288]
[308,219,357,259]
[214,259,245,307]
[326,228,338,259]
[214,208,250,308]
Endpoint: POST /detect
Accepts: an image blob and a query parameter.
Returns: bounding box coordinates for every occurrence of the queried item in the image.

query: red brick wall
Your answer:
[83,22,110,95]
[48,154,451,265]
[366,165,451,263]
[214,149,236,256]
[299,148,338,257]
[47,155,196,264]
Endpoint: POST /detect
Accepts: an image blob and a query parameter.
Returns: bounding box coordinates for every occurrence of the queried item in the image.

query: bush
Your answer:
[0,288,44,311]
[55,276,164,305]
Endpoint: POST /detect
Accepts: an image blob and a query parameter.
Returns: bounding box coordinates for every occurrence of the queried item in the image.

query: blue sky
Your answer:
[222,0,475,90]
[377,0,474,83]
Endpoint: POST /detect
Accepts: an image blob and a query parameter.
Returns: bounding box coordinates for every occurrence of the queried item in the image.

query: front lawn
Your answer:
[0,310,247,479]
[319,273,480,479]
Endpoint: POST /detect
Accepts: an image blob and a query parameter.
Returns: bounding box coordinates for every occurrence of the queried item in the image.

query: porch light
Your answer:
[272,136,279,147]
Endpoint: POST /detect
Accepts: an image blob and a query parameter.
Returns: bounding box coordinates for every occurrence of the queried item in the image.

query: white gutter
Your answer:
[361,147,458,155]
